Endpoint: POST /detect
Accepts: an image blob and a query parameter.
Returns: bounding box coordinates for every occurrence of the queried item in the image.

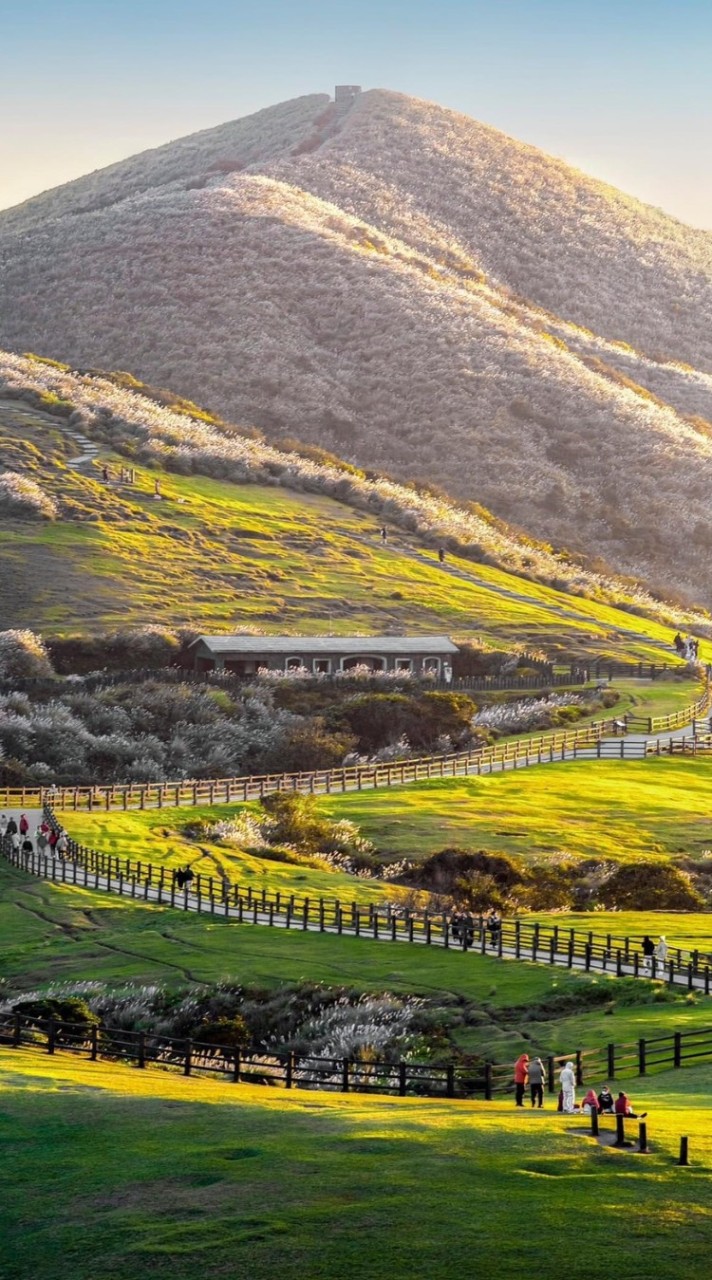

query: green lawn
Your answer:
[0,1048,709,1280]
[316,756,712,863]
[0,397,693,660]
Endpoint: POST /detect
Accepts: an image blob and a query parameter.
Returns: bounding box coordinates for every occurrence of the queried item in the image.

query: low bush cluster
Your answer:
[407,847,707,912]
[0,470,57,520]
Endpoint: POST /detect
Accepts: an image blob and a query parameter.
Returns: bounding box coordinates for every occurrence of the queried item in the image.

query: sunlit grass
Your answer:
[0,1048,709,1280]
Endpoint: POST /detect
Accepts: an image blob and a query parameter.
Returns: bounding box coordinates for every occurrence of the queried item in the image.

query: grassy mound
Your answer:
[0,1048,710,1280]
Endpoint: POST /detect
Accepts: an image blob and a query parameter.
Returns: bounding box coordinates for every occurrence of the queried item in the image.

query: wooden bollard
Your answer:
[590,1108,599,1137]
[614,1114,626,1146]
[678,1136,689,1166]
[638,1121,648,1152]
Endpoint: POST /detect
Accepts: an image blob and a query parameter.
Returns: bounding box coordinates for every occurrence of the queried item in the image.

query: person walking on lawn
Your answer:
[559,1061,576,1114]
[514,1053,529,1107]
[528,1056,545,1108]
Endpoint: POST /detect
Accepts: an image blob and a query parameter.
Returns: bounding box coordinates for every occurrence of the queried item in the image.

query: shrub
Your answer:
[0,471,57,519]
[0,629,54,680]
[259,792,334,853]
[414,848,524,896]
[599,863,705,910]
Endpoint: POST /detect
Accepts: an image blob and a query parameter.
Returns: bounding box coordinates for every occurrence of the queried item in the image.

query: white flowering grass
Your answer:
[0,471,57,519]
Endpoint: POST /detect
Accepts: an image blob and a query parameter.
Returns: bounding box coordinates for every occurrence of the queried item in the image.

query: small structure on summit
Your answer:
[335,85,362,102]
[190,634,456,677]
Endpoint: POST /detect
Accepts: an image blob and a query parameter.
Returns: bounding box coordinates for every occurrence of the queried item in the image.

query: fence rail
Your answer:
[6,825,712,990]
[1,678,707,813]
[1,1012,709,1104]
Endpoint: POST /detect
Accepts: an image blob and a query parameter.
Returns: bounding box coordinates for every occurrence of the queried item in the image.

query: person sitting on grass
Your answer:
[614,1092,647,1119]
[581,1089,599,1113]
[597,1084,614,1113]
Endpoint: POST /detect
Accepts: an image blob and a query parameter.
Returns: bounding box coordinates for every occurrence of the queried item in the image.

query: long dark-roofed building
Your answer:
[190,634,457,678]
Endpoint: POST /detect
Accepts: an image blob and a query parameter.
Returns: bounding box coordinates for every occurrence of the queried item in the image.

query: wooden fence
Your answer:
[0,1012,709,1104]
[6,827,712,988]
[1,678,708,813]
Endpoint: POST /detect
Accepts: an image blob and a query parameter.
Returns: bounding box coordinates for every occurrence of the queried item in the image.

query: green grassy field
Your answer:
[57,803,388,907]
[315,756,712,863]
[0,1048,709,1280]
[0,397,692,660]
[2,862,710,1060]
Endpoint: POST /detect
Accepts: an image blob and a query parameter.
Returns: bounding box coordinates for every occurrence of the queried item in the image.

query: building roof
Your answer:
[192,635,458,656]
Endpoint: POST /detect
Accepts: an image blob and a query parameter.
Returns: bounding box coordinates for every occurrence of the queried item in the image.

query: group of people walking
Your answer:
[641,934,668,969]
[0,813,68,858]
[514,1053,646,1117]
[673,632,699,660]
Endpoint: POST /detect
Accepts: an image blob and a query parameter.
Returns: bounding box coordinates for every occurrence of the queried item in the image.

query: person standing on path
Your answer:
[655,935,668,967]
[19,814,29,837]
[514,1053,529,1107]
[438,547,445,564]
[641,935,655,972]
[559,1060,576,1114]
[528,1057,545,1108]
[379,525,387,544]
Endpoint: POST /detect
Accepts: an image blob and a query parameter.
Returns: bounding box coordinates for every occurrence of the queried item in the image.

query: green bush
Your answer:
[600,862,705,910]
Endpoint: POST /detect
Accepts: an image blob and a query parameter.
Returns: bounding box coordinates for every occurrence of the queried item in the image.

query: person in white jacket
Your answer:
[655,936,668,966]
[559,1061,576,1113]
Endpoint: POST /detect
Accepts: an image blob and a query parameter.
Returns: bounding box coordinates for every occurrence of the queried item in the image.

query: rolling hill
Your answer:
[2,91,712,597]
[0,351,705,655]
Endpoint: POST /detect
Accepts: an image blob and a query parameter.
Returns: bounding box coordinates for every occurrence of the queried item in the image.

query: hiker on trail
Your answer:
[379,525,387,543]
[581,1089,599,1114]
[102,465,109,483]
[673,632,684,655]
[438,547,445,564]
[154,478,162,499]
[487,910,501,947]
[597,1084,614,1113]
[514,1053,529,1107]
[655,935,668,966]
[641,935,655,971]
[454,911,474,949]
[19,814,29,837]
[614,1092,647,1119]
[528,1056,545,1108]
[559,1060,576,1113]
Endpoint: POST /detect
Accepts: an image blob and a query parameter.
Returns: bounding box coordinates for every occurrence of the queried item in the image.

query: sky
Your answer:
[1,0,711,227]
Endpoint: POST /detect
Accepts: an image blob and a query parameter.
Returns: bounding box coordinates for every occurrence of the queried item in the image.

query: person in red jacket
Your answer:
[513,1053,529,1107]
[614,1092,647,1118]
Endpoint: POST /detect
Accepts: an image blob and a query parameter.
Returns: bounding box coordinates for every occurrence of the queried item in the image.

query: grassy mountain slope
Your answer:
[3,93,712,595]
[1,364,701,654]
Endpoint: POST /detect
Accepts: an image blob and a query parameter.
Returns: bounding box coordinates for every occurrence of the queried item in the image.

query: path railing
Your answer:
[2,676,709,812]
[0,1013,709,1104]
[6,829,712,990]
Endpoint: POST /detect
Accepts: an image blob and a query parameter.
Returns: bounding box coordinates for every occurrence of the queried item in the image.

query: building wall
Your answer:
[192,642,451,677]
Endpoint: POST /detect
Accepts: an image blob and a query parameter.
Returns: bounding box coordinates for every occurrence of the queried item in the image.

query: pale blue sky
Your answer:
[1,0,711,226]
